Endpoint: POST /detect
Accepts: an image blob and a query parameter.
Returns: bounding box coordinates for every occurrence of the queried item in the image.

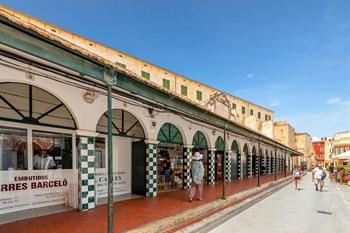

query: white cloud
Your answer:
[326,97,342,104]
[246,73,255,78]
[269,101,280,108]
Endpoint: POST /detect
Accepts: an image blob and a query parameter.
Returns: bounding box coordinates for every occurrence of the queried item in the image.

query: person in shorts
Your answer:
[293,165,302,190]
[312,164,326,191]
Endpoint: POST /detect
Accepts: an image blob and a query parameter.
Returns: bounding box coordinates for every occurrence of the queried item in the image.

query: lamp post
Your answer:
[104,68,117,233]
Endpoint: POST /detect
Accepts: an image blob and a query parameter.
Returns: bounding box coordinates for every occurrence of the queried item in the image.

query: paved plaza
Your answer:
[210,173,350,233]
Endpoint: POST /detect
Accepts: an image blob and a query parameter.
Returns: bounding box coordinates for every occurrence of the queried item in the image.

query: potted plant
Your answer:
[343,164,350,186]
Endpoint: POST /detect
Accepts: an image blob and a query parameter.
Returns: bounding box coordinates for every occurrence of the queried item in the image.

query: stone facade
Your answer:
[273,121,297,150]
[295,133,316,170]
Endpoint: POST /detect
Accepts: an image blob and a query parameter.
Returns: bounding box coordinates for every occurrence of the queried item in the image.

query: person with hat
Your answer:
[189,148,205,202]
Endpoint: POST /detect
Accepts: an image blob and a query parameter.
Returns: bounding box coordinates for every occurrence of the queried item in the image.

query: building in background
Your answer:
[312,138,325,166]
[295,133,316,171]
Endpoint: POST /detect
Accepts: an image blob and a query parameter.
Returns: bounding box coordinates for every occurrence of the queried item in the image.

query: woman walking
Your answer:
[189,148,205,202]
[293,165,302,190]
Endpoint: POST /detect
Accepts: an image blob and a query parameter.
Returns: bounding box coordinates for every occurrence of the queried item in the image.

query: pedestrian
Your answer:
[293,165,302,190]
[328,163,334,181]
[189,148,205,202]
[312,164,326,192]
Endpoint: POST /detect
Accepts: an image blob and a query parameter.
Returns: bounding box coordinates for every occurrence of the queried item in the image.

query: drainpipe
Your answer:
[104,69,117,233]
[257,138,261,187]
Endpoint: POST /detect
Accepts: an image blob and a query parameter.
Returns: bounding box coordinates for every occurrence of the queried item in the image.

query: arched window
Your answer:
[96,109,145,139]
[157,123,183,144]
[192,131,208,148]
[215,136,224,151]
[0,83,76,129]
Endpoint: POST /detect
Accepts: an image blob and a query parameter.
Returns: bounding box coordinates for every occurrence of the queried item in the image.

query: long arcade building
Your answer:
[0,5,301,215]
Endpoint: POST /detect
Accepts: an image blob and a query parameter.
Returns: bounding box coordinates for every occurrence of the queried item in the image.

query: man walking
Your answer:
[312,164,326,191]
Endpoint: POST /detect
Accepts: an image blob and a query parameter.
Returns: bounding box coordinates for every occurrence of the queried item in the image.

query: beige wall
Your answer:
[295,133,315,170]
[273,121,297,149]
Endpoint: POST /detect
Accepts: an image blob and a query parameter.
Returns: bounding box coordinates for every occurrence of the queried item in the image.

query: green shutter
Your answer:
[192,131,208,148]
[181,85,188,96]
[242,106,246,114]
[141,71,150,80]
[196,90,202,101]
[157,123,183,144]
[231,103,236,109]
[163,79,170,90]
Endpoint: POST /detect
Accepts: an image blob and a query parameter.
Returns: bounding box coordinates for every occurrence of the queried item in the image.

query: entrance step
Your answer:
[0,204,74,225]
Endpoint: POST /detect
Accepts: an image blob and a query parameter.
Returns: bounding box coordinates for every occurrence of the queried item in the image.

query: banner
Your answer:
[0,170,76,214]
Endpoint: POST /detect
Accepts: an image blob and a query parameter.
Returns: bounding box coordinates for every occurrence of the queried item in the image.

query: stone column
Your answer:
[183,146,193,190]
[261,154,265,175]
[271,155,275,173]
[237,153,243,179]
[247,154,252,177]
[255,155,260,176]
[225,151,232,182]
[146,143,158,197]
[78,135,96,211]
[208,149,216,185]
[266,155,270,174]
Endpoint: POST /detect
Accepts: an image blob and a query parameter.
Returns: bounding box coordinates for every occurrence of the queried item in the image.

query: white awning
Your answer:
[333,150,350,160]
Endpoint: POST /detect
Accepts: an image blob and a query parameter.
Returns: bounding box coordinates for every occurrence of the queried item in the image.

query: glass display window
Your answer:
[157,143,183,192]
[95,137,106,168]
[32,130,72,170]
[0,126,27,170]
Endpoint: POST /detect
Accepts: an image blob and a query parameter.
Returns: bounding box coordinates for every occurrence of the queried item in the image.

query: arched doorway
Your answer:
[157,123,184,192]
[95,109,146,201]
[243,144,249,178]
[215,136,224,182]
[252,146,257,176]
[231,140,240,180]
[0,82,77,213]
[192,131,209,184]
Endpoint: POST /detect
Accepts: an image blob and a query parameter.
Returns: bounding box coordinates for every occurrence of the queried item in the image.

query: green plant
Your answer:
[344,164,350,174]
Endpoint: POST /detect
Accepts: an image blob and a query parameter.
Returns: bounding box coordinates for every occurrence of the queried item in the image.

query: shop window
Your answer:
[95,137,106,168]
[196,90,202,101]
[32,131,72,170]
[141,71,150,80]
[0,126,27,170]
[181,85,187,96]
[163,79,170,90]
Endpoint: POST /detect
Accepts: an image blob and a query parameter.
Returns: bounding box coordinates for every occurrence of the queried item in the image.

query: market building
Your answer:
[0,4,301,218]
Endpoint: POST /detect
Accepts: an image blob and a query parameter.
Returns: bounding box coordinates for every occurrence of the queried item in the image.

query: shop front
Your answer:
[231,140,240,180]
[156,123,184,192]
[214,136,225,182]
[95,109,146,203]
[192,131,209,184]
[242,144,249,178]
[0,82,78,214]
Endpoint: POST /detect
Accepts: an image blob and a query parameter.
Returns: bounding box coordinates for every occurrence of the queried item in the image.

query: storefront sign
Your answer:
[95,170,129,198]
[0,170,76,214]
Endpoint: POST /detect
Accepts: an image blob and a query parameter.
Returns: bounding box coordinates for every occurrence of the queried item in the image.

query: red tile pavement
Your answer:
[0,172,290,233]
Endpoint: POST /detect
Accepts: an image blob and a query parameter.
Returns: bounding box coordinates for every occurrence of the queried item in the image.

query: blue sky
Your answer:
[2,0,349,137]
